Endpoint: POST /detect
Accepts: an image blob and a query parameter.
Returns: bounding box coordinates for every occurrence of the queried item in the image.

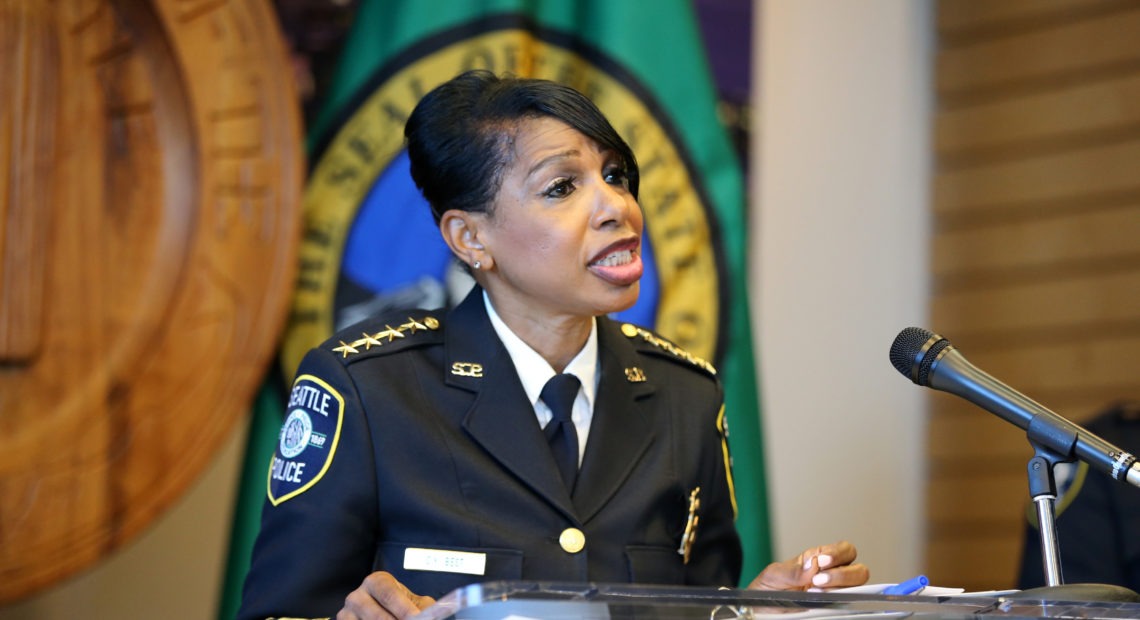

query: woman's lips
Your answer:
[588,241,643,286]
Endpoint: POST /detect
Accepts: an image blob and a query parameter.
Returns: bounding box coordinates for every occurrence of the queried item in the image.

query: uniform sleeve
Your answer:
[237,347,379,620]
[685,381,744,587]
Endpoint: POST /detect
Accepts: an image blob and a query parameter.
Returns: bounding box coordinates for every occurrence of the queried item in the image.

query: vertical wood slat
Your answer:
[928,0,1140,590]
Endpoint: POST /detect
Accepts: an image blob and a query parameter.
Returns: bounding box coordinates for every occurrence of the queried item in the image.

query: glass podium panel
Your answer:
[412,581,1140,620]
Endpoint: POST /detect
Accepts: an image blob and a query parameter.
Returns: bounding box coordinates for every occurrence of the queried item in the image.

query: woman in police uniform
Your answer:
[239,70,867,620]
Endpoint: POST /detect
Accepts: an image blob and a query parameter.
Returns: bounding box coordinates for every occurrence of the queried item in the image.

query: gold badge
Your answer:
[678,487,701,564]
[624,367,647,383]
[451,362,483,378]
[332,340,359,358]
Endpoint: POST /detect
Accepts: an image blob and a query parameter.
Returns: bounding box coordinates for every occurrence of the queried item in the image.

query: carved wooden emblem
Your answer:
[0,0,302,601]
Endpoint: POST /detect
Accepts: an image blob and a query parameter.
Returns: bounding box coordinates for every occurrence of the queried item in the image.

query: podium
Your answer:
[413,581,1140,619]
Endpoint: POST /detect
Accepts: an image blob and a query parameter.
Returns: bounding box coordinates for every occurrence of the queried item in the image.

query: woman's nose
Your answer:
[591,181,637,229]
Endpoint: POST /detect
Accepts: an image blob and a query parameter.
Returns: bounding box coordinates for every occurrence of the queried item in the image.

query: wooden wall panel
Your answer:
[934,141,1140,214]
[934,207,1140,276]
[928,535,1025,592]
[936,74,1140,162]
[938,5,1140,99]
[927,466,1028,523]
[939,0,1116,36]
[930,409,1040,462]
[929,0,1140,590]
[933,272,1140,334]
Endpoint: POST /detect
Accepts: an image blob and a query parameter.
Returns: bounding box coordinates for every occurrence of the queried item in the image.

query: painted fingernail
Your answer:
[807,587,823,593]
[812,573,830,586]
[817,554,833,569]
[803,557,813,571]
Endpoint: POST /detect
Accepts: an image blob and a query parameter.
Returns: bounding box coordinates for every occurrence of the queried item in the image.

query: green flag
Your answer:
[221,3,770,613]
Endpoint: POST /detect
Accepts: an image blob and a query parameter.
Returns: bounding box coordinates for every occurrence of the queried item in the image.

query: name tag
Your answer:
[403,547,487,576]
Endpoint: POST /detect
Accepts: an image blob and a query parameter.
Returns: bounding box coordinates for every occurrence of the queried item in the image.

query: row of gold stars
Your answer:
[332,316,441,358]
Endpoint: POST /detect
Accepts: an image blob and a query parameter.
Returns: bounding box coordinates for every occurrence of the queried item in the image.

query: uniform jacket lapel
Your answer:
[573,318,657,522]
[447,288,578,521]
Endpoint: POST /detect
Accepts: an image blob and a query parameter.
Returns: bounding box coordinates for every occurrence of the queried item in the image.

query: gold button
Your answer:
[559,527,585,554]
[621,323,638,338]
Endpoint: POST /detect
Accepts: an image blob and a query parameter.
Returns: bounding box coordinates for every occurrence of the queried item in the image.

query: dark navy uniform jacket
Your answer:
[238,287,742,619]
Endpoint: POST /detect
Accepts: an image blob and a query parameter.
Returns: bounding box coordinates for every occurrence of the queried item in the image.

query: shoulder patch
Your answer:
[323,314,442,365]
[268,374,345,505]
[620,323,717,375]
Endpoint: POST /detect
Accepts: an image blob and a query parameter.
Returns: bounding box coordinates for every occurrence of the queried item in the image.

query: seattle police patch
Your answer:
[268,374,345,506]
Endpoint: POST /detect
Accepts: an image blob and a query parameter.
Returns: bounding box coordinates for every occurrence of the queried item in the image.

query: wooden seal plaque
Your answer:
[0,0,302,601]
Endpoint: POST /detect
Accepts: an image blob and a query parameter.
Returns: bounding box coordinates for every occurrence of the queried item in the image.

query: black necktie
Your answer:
[541,373,581,491]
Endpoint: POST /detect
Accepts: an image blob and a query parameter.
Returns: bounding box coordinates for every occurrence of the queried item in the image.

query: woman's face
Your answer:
[478,116,644,322]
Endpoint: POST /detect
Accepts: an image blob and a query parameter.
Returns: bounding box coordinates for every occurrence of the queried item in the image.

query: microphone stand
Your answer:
[1026,446,1069,587]
[1014,425,1140,603]
[1025,415,1079,587]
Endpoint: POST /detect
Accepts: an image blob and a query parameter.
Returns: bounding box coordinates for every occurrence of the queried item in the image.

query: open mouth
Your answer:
[588,240,643,286]
[591,248,635,267]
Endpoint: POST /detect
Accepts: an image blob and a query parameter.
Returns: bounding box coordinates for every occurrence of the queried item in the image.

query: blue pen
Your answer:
[881,574,929,595]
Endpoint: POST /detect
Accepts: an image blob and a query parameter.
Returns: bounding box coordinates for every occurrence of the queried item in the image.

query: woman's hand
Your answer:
[336,571,436,620]
[747,540,869,591]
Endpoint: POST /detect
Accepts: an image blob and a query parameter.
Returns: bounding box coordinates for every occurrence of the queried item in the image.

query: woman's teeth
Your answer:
[593,250,633,267]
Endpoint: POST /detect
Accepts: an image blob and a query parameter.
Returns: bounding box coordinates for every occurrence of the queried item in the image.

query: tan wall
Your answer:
[754,0,932,582]
[927,0,1140,590]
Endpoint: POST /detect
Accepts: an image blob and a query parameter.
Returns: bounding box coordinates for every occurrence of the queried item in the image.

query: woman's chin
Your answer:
[596,282,640,316]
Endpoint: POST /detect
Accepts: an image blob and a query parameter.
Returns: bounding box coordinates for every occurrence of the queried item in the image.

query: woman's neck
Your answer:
[486,297,593,373]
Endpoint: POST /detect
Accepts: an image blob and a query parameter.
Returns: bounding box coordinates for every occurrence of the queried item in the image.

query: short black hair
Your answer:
[405,70,640,223]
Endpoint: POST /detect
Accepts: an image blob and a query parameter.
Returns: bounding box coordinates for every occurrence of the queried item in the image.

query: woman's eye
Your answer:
[544,178,576,198]
[604,168,630,189]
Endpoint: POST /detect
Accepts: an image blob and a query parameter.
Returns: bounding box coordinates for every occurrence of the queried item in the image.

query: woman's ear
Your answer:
[439,209,491,271]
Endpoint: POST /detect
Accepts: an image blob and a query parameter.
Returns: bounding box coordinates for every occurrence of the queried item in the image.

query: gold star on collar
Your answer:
[400,317,428,333]
[374,325,405,342]
[332,340,359,358]
[352,332,383,350]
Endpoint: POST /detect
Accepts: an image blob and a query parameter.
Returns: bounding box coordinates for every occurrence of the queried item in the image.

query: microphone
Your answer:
[889,327,1140,488]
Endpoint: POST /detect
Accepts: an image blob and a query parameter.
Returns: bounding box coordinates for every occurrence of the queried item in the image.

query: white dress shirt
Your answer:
[483,291,598,465]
